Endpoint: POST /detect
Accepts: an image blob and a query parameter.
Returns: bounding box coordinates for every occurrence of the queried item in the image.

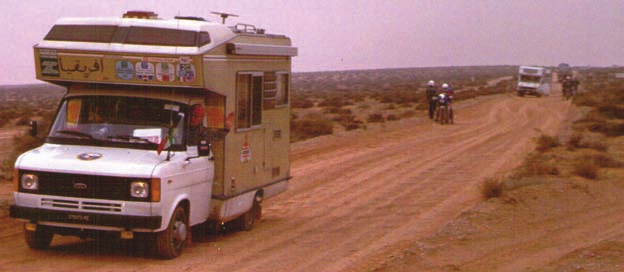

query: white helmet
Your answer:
[428,80,435,86]
[442,83,449,89]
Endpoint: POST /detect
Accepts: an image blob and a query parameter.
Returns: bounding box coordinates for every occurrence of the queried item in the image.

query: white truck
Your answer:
[10,11,297,259]
[516,66,549,97]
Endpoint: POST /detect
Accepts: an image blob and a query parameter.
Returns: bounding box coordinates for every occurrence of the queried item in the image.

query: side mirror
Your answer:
[29,121,38,137]
[198,140,211,157]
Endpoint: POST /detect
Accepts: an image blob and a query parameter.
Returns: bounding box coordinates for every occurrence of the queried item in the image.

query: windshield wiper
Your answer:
[55,130,94,139]
[107,135,153,144]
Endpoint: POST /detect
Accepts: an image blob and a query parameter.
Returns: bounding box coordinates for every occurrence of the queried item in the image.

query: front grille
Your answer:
[19,171,151,202]
[41,198,123,212]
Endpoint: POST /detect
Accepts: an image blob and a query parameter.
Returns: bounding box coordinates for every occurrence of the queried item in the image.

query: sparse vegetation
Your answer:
[290,113,334,142]
[481,177,503,200]
[291,66,517,143]
[0,84,62,180]
[535,134,561,152]
[503,67,624,192]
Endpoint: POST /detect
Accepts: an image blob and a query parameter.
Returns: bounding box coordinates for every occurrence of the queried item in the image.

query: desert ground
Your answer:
[1,81,623,272]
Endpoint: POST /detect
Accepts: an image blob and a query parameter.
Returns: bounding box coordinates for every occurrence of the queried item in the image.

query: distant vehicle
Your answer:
[516,66,548,97]
[10,11,297,259]
[557,63,572,80]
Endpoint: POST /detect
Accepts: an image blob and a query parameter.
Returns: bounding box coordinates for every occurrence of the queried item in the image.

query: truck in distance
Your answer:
[516,66,549,97]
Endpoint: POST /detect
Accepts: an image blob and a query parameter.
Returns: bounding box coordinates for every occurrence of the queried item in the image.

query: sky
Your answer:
[1,0,623,84]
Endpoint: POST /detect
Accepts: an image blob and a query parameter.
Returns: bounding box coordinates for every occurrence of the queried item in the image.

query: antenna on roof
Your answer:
[211,11,239,24]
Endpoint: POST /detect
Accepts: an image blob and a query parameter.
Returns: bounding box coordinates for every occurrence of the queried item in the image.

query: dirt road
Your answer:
[3,88,622,271]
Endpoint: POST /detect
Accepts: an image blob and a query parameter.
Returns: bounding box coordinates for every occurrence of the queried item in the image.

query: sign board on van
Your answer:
[35,49,204,87]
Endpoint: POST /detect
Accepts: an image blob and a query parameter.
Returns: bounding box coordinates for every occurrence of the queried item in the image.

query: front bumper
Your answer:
[10,205,161,230]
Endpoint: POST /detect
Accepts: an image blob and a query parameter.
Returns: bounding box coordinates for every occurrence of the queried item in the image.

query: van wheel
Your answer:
[156,206,188,259]
[24,225,53,249]
[238,201,261,231]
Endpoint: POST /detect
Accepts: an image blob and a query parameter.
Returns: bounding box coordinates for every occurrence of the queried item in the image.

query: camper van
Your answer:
[516,66,548,97]
[10,11,296,259]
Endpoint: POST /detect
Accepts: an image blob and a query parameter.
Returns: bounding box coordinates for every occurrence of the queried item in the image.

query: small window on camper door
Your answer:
[237,72,263,129]
[276,72,290,106]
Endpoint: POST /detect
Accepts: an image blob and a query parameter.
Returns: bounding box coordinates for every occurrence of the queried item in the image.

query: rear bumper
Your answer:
[10,205,162,230]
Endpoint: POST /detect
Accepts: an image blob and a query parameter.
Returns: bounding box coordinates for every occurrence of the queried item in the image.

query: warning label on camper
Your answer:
[241,135,252,162]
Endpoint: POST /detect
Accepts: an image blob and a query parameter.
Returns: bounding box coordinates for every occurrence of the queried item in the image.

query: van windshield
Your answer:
[48,96,188,150]
[519,75,542,83]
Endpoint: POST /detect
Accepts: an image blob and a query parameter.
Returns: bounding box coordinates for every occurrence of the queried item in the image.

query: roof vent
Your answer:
[123,11,159,19]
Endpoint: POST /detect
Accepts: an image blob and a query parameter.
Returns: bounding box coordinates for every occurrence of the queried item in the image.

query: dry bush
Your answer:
[604,122,624,137]
[367,113,385,123]
[566,134,582,150]
[291,98,314,109]
[535,134,561,152]
[566,133,608,151]
[576,152,622,168]
[334,113,363,131]
[597,104,624,119]
[573,159,598,179]
[386,114,400,121]
[401,110,417,119]
[512,153,560,178]
[290,113,334,142]
[481,177,503,200]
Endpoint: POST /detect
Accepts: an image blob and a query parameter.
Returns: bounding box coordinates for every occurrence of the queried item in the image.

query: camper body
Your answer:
[9,11,296,259]
[516,66,548,97]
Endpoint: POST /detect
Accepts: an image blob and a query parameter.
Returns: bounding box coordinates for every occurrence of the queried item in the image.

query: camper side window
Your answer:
[276,72,290,106]
[237,72,263,129]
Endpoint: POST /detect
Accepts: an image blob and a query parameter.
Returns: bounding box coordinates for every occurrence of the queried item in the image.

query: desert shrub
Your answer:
[534,134,561,152]
[577,152,621,168]
[290,113,334,142]
[481,177,503,200]
[366,113,385,123]
[573,91,603,107]
[318,96,353,108]
[291,98,314,109]
[512,153,560,178]
[358,104,371,110]
[597,104,624,119]
[566,133,608,151]
[386,114,400,121]
[604,122,624,137]
[566,134,582,150]
[401,110,417,119]
[385,104,397,110]
[323,106,343,114]
[573,159,598,179]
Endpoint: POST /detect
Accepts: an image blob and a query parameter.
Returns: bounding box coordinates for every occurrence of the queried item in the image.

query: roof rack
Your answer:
[232,23,265,35]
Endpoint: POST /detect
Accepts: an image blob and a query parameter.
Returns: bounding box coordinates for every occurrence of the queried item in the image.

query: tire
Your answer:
[156,206,188,259]
[24,225,53,250]
[237,201,261,231]
[450,108,454,124]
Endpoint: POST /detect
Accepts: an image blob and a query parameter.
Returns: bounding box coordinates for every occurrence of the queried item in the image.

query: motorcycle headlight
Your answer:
[21,174,39,190]
[130,181,149,198]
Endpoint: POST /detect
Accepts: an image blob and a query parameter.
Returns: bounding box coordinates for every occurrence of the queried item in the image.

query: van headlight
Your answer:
[130,181,149,198]
[21,174,39,190]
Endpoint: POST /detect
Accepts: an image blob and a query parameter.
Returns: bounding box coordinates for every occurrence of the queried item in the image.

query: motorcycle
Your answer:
[434,94,453,125]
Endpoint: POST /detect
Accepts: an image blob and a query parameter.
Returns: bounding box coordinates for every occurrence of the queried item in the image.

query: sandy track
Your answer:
[0,90,580,271]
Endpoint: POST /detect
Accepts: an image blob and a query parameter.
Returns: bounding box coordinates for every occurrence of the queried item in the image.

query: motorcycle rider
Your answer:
[441,83,454,101]
[425,80,437,119]
[440,83,454,124]
[561,75,579,99]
